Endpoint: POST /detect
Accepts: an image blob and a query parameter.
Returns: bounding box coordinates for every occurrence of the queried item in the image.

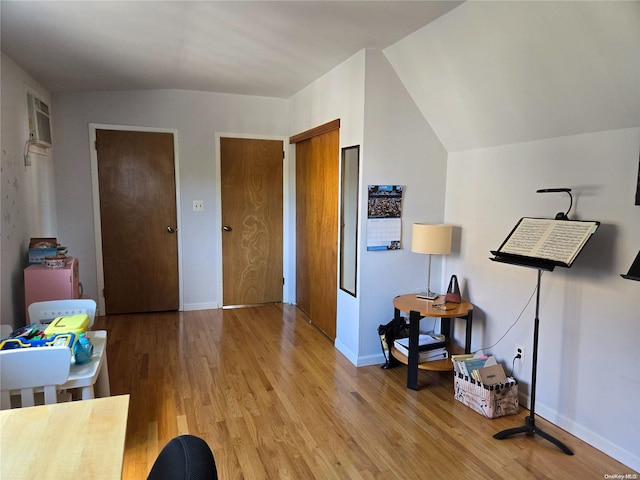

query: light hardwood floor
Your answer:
[94,305,635,479]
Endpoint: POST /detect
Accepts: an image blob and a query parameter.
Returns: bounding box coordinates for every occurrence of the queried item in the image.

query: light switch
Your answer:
[193,200,204,212]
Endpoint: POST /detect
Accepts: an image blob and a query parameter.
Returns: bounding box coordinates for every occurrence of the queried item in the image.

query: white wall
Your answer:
[289,49,449,365]
[358,49,449,364]
[52,89,288,311]
[445,128,640,470]
[382,1,640,469]
[289,50,366,363]
[1,53,57,327]
[385,1,640,152]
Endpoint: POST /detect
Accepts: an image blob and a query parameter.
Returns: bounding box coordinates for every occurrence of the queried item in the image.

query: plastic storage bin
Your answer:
[44,314,89,337]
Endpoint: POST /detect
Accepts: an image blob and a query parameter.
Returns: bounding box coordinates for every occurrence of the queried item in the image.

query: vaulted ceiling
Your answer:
[384,1,640,151]
[1,0,461,98]
[2,1,638,152]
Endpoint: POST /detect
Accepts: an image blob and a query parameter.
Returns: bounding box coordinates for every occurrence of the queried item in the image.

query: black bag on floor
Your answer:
[377,317,409,369]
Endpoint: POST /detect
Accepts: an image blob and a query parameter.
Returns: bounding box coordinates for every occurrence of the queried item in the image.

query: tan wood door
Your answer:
[220,137,283,306]
[96,129,179,314]
[295,128,339,339]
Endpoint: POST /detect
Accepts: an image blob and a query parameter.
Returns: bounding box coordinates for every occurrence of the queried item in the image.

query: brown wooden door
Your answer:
[220,137,283,306]
[96,129,179,314]
[295,128,339,339]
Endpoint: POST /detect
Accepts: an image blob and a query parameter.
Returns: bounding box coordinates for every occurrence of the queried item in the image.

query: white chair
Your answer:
[27,299,97,328]
[24,299,110,401]
[0,346,71,409]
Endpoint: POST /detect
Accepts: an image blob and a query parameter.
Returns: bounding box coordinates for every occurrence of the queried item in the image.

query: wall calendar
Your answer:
[366,185,404,251]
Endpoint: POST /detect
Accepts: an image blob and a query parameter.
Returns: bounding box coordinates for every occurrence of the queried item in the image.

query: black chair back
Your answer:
[147,435,217,480]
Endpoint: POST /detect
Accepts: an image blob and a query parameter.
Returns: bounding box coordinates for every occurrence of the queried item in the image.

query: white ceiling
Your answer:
[385,1,640,151]
[1,0,462,98]
[5,1,637,152]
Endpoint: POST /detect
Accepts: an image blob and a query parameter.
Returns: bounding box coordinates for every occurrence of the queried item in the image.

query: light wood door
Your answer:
[295,128,339,339]
[220,137,283,306]
[96,129,179,314]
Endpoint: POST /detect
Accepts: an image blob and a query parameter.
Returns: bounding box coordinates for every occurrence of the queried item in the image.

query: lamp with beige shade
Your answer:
[411,223,452,300]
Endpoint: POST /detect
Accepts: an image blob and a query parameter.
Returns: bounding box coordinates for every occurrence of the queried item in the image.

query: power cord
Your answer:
[23,139,32,167]
[474,272,541,355]
[508,351,522,377]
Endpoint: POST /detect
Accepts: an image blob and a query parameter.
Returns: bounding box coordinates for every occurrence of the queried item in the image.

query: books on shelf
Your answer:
[393,334,444,350]
[393,343,448,362]
[417,348,448,362]
[393,334,448,362]
[426,349,448,362]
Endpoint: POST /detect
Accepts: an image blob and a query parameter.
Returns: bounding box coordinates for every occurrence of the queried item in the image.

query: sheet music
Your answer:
[500,218,597,266]
[500,219,549,256]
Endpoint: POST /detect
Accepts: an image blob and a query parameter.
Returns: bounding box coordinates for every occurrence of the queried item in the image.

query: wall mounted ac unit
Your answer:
[27,93,52,148]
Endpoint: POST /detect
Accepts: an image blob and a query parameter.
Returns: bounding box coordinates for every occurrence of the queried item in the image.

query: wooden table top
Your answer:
[393,294,473,318]
[0,395,129,479]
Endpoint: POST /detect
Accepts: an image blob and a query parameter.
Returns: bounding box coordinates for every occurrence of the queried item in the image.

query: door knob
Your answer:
[167,226,176,233]
[223,225,232,232]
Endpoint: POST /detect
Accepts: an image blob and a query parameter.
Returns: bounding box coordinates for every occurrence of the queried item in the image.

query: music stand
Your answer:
[621,250,640,281]
[490,217,599,455]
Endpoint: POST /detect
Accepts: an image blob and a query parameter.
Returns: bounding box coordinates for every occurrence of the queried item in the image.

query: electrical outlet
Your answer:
[515,344,525,362]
